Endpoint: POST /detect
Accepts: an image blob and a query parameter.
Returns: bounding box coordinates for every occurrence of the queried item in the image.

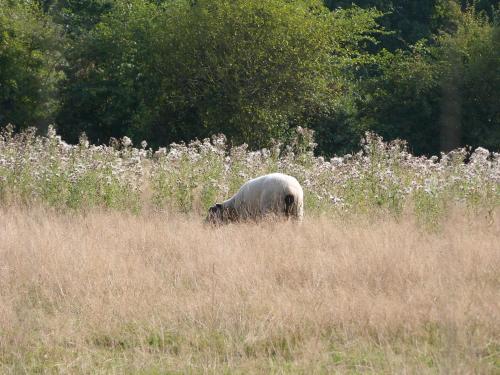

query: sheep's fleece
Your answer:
[207,173,304,223]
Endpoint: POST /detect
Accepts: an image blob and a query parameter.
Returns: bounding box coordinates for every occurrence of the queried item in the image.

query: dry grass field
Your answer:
[0,207,499,374]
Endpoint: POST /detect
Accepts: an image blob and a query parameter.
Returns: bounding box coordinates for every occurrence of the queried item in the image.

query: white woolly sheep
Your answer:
[206,173,304,224]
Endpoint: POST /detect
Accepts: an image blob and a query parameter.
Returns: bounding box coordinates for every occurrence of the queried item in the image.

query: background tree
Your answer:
[324,0,499,49]
[0,0,63,130]
[56,0,382,148]
[436,7,500,151]
[55,0,154,143]
[0,0,498,155]
[314,1,499,156]
[325,0,441,50]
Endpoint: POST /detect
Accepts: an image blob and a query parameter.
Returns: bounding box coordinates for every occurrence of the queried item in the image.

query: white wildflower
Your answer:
[122,136,132,147]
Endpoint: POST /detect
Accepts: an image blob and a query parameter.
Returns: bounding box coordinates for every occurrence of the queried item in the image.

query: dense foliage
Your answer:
[0,0,63,128]
[0,0,499,155]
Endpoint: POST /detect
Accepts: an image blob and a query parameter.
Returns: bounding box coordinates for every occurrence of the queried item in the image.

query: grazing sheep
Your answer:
[206,173,303,224]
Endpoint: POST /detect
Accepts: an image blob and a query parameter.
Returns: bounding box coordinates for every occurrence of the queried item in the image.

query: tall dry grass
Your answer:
[0,207,499,374]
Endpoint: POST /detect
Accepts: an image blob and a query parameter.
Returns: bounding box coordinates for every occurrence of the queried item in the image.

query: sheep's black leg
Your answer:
[284,194,294,218]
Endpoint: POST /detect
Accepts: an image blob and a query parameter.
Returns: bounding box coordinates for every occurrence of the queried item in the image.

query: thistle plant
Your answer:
[0,125,498,224]
[0,125,144,211]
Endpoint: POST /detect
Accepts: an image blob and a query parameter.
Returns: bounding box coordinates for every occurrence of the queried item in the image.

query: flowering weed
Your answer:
[0,125,498,224]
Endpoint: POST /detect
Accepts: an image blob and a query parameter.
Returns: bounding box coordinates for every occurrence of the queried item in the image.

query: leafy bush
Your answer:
[0,0,63,129]
[55,0,382,149]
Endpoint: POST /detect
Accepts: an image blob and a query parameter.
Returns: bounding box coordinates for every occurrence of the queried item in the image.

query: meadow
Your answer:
[0,126,499,373]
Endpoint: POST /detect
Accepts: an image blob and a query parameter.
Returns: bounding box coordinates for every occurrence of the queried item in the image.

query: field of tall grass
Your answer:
[1,208,499,373]
[0,126,499,373]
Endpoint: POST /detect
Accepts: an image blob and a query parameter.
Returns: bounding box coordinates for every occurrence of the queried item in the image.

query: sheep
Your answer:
[206,173,304,224]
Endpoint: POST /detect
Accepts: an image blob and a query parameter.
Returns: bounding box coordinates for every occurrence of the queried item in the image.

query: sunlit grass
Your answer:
[0,207,498,373]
